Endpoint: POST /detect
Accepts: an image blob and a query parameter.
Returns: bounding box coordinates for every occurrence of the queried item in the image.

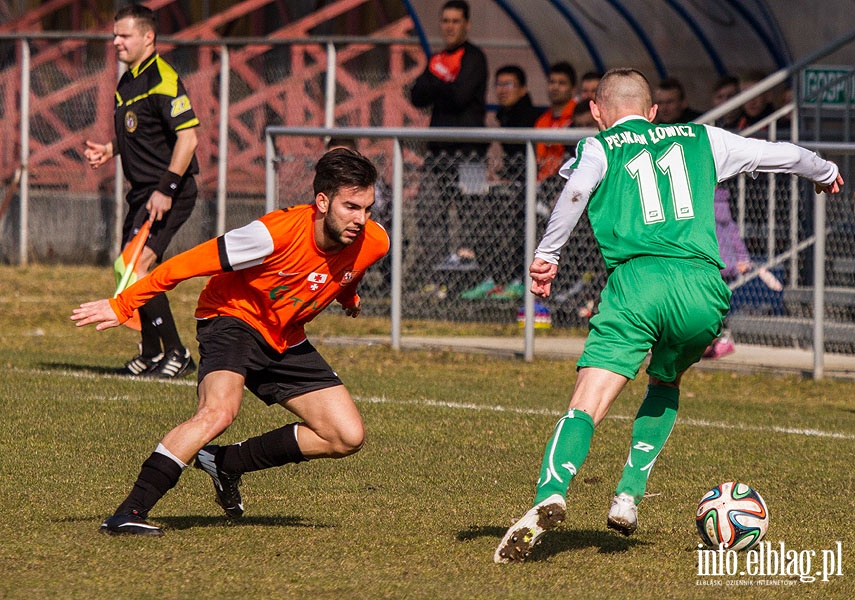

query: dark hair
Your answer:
[313,148,377,198]
[496,64,526,87]
[115,4,157,36]
[573,101,591,118]
[713,75,739,93]
[581,71,603,83]
[741,70,769,86]
[442,0,470,20]
[325,137,357,151]
[657,77,686,100]
[549,62,577,87]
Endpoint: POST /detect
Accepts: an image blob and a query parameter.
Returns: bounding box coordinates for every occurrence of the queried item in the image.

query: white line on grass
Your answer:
[12,366,855,441]
[358,396,855,440]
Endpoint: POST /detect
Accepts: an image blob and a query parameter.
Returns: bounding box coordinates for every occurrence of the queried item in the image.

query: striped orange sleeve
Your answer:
[109,237,223,321]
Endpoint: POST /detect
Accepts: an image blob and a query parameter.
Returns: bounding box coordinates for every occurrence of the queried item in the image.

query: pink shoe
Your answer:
[703,337,735,359]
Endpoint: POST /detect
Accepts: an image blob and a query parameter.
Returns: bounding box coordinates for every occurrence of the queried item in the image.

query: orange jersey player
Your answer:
[110,201,388,352]
[72,148,389,536]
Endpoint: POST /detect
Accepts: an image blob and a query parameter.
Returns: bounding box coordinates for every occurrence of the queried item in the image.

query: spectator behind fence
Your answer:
[578,71,602,104]
[410,0,487,159]
[534,66,605,317]
[494,64,543,171]
[736,71,776,132]
[711,75,741,129]
[572,101,596,128]
[458,65,540,301]
[702,187,783,359]
[535,61,578,183]
[409,0,488,283]
[654,77,701,124]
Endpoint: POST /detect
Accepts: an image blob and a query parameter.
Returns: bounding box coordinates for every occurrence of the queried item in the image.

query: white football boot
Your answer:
[494,494,566,563]
[607,492,638,536]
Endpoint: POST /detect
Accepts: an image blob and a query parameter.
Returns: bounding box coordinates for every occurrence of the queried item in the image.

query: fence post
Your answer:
[523,141,536,362]
[391,138,403,351]
[325,42,336,130]
[18,39,30,266]
[265,130,275,214]
[812,190,826,380]
[216,44,230,236]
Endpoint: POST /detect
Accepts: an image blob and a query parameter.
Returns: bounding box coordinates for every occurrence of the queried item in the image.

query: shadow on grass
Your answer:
[457,525,648,560]
[40,361,196,383]
[156,514,331,531]
[40,361,125,376]
[56,514,331,531]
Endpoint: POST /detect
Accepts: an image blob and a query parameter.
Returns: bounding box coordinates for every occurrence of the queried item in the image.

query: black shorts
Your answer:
[123,177,198,261]
[195,316,343,405]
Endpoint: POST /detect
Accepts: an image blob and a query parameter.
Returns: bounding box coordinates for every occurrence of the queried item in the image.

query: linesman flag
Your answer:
[112,220,152,331]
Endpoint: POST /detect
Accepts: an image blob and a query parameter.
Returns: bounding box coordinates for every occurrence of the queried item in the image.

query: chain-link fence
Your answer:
[267,126,855,368]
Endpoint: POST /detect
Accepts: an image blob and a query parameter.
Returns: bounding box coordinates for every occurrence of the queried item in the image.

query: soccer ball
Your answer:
[696,482,769,551]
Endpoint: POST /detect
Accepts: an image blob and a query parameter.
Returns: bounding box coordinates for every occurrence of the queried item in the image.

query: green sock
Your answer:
[615,384,680,505]
[533,409,595,504]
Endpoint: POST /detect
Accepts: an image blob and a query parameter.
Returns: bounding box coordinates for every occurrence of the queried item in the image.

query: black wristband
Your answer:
[156,170,183,197]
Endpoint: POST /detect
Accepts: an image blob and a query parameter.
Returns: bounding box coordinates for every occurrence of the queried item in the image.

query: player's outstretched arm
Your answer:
[71,299,122,331]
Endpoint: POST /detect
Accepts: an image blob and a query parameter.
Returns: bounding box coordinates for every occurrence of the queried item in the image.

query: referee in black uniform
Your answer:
[85,4,198,378]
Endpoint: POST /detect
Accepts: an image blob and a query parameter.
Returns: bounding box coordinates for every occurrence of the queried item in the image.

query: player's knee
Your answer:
[328,422,365,457]
[191,405,236,438]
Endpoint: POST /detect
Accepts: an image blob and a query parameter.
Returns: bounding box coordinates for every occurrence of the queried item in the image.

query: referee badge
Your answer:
[124,111,138,133]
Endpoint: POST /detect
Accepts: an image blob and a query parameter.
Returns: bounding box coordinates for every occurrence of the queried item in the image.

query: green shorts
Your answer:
[577,256,731,382]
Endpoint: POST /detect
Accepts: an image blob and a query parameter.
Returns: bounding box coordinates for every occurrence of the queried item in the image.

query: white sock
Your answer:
[155,443,188,470]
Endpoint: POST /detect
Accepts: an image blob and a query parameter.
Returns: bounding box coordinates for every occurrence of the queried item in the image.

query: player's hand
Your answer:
[84,140,111,170]
[342,298,361,318]
[529,258,558,298]
[815,173,844,194]
[71,299,122,331]
[146,190,173,222]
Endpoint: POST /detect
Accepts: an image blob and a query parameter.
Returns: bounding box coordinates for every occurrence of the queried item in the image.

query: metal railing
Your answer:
[265,125,855,379]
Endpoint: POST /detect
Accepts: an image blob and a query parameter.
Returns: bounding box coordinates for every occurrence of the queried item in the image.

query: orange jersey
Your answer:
[535,100,577,181]
[110,204,390,352]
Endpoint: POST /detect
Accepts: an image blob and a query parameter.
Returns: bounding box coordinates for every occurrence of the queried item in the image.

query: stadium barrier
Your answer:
[264,125,855,378]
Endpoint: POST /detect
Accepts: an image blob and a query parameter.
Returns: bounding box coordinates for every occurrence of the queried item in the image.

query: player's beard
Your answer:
[323,217,362,249]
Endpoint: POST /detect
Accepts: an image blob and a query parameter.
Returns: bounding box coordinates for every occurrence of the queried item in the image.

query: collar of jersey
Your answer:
[130,52,158,78]
[612,115,648,127]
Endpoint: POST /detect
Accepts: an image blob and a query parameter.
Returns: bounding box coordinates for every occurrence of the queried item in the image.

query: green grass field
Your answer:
[1,265,853,599]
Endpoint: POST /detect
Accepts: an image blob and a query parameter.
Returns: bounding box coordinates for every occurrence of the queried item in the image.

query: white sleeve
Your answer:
[534,137,607,265]
[220,220,275,271]
[705,124,838,184]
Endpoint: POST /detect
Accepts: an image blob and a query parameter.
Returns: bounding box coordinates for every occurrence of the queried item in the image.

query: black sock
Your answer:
[138,302,162,357]
[115,452,183,518]
[140,293,183,353]
[218,423,306,474]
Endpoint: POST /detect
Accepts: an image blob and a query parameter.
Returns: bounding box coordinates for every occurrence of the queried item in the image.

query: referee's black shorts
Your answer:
[123,177,197,261]
[196,316,343,406]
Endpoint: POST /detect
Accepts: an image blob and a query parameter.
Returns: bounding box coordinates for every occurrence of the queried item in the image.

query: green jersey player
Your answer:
[495,68,843,563]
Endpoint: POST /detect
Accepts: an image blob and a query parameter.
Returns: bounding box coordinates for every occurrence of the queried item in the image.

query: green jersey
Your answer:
[586,120,722,271]
[535,115,838,273]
